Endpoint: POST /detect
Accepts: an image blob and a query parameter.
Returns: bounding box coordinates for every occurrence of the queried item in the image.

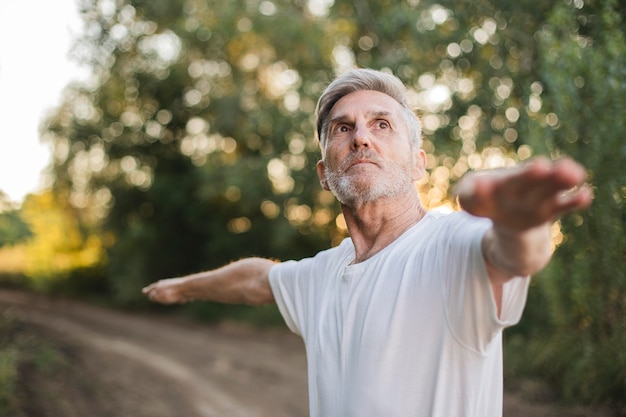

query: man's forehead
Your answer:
[328,89,402,119]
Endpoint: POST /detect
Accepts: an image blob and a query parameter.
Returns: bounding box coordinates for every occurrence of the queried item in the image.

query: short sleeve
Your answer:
[439,212,530,353]
[269,260,306,336]
[269,240,352,341]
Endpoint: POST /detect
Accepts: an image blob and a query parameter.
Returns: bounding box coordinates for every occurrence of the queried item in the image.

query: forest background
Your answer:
[0,0,624,412]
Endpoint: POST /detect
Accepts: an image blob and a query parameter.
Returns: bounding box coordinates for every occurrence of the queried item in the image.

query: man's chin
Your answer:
[334,187,392,207]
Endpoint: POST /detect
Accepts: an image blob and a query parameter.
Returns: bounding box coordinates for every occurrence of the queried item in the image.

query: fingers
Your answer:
[142,283,159,298]
[142,284,162,303]
[142,279,184,304]
[539,158,587,196]
[552,157,588,186]
[554,182,593,214]
[531,158,592,216]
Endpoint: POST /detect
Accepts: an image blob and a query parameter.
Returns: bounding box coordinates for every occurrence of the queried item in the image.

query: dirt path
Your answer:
[0,289,604,417]
[1,289,308,417]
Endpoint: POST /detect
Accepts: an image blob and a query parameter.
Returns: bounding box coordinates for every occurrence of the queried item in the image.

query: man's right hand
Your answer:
[143,277,191,304]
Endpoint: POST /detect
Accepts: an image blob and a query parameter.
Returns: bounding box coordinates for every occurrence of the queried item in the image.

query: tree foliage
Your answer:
[506,0,626,409]
[0,191,31,248]
[20,192,104,287]
[36,0,625,407]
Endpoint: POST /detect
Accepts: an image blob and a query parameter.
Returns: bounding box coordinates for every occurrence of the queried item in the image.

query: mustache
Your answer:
[337,149,383,172]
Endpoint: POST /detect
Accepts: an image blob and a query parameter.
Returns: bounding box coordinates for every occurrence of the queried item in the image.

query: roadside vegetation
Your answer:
[0,312,64,417]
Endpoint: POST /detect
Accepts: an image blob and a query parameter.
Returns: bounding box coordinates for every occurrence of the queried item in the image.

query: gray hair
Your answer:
[315,68,422,153]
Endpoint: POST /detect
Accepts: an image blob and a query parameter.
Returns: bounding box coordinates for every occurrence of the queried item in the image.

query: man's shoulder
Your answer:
[426,209,491,228]
[316,236,354,262]
[274,237,352,270]
[398,210,491,248]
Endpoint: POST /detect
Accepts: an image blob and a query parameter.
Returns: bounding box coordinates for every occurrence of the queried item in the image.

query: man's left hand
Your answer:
[455,156,593,231]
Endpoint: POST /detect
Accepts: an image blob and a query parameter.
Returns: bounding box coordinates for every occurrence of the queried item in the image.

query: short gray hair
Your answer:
[315,68,422,152]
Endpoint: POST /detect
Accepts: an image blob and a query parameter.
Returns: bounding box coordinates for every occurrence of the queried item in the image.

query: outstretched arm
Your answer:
[142,257,277,305]
[456,156,592,284]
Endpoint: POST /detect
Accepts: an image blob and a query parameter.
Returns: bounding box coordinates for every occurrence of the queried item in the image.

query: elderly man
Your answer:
[143,68,591,417]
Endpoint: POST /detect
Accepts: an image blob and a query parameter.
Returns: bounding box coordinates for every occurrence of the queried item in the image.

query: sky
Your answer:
[0,0,86,204]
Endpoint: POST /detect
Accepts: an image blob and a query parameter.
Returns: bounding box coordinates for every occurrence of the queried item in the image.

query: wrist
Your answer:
[486,223,553,276]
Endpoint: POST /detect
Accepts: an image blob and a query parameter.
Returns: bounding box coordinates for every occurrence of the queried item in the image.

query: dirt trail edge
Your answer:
[0,289,308,417]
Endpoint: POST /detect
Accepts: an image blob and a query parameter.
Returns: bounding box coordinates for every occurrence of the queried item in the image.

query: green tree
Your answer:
[506,0,626,410]
[44,0,339,304]
[19,191,104,289]
[0,191,31,248]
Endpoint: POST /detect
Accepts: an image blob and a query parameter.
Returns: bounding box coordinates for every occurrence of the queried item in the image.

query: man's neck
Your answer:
[342,192,427,264]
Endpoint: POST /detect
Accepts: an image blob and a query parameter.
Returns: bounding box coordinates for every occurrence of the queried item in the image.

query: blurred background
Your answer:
[0,0,624,414]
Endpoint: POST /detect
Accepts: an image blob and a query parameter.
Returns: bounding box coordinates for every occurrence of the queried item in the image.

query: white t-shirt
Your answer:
[269,210,530,417]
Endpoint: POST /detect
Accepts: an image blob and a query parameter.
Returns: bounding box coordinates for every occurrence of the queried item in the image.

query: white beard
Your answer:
[324,150,415,206]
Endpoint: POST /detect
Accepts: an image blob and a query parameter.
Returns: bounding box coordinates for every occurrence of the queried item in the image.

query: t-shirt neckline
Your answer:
[343,210,434,270]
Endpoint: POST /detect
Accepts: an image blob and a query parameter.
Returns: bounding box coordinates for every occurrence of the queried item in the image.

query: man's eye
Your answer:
[376,120,390,129]
[335,125,350,133]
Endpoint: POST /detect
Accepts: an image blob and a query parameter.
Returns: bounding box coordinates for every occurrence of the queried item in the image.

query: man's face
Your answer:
[316,90,425,206]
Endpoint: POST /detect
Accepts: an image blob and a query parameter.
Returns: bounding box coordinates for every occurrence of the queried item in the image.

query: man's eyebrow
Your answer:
[368,110,393,118]
[329,110,393,126]
[328,115,351,127]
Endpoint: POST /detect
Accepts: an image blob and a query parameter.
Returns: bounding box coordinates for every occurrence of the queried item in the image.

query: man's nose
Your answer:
[351,125,371,149]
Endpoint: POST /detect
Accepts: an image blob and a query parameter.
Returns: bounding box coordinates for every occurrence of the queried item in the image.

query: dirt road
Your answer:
[0,289,602,417]
[1,289,308,417]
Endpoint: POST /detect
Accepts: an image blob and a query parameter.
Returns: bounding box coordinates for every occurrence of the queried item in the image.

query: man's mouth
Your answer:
[341,152,381,171]
[351,159,376,166]
[343,159,378,173]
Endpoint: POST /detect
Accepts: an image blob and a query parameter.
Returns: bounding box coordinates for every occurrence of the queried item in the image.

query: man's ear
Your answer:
[317,160,330,190]
[412,149,427,181]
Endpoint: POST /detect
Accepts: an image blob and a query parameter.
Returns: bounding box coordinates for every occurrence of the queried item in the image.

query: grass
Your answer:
[0,311,63,417]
